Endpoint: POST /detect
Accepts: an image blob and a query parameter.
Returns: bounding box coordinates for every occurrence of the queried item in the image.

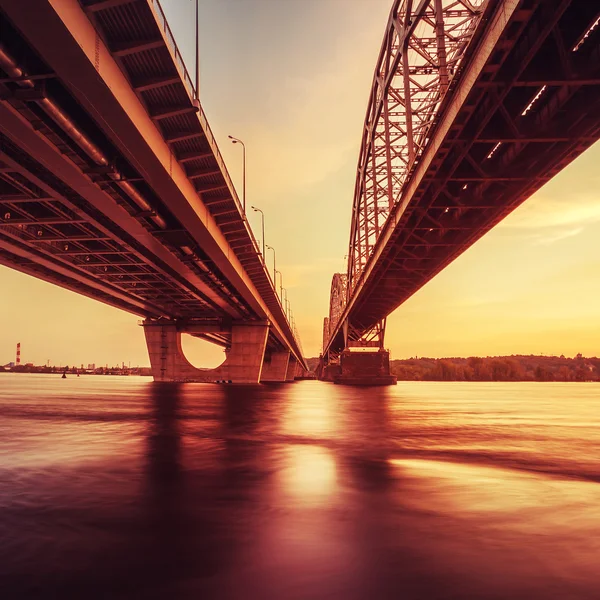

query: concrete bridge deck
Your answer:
[0,0,306,382]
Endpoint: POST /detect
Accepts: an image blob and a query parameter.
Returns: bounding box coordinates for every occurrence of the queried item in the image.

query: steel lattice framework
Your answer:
[325,273,347,354]
[323,0,600,361]
[324,0,486,354]
[348,0,486,293]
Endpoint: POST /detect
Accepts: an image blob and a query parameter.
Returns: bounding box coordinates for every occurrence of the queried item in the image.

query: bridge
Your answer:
[321,0,600,384]
[0,0,306,383]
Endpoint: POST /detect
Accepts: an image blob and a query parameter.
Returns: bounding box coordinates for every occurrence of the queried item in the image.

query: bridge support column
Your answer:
[143,320,269,384]
[285,356,298,382]
[317,355,341,382]
[260,351,290,383]
[333,349,397,386]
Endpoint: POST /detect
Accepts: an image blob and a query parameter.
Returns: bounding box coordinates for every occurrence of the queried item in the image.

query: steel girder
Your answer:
[327,273,347,340]
[324,0,600,359]
[326,0,486,353]
[347,0,486,293]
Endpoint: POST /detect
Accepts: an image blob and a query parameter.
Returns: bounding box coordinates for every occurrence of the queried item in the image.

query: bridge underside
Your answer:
[0,0,306,378]
[325,0,600,362]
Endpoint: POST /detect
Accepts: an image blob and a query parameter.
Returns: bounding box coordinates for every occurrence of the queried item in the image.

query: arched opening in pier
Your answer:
[180,334,226,370]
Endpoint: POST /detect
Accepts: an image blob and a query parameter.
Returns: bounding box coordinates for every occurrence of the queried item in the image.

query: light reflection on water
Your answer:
[1,374,600,599]
[280,445,337,502]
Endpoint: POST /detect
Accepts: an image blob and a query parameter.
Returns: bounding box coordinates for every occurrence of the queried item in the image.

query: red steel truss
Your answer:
[327,273,347,339]
[325,0,486,355]
[347,0,486,293]
[323,0,600,358]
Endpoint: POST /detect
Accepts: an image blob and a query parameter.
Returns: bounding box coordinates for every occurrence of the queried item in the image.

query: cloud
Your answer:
[529,226,584,245]
[501,194,600,230]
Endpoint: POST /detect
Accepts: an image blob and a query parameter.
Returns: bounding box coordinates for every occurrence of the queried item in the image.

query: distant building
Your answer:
[88,363,96,370]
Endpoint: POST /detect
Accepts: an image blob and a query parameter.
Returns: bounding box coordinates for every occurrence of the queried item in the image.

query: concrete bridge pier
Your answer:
[260,351,290,383]
[285,356,298,382]
[143,321,269,384]
[320,363,341,382]
[333,349,397,385]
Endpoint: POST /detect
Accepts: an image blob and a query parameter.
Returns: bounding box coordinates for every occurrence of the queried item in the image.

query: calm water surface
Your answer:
[1,374,599,599]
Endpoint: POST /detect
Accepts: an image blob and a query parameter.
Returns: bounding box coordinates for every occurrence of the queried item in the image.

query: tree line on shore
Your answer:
[390,354,599,382]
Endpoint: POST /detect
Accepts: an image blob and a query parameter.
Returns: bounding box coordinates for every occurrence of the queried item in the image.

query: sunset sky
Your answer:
[1,0,599,367]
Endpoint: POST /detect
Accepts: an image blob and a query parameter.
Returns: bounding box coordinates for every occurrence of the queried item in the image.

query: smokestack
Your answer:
[16,342,21,365]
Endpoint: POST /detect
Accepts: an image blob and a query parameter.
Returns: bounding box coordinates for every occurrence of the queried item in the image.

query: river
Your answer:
[1,374,599,599]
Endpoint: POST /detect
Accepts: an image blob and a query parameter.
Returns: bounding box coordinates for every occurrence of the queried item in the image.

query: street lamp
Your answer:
[228,135,246,214]
[195,0,200,101]
[276,271,284,301]
[274,269,282,302]
[284,296,290,319]
[266,244,276,283]
[251,206,265,264]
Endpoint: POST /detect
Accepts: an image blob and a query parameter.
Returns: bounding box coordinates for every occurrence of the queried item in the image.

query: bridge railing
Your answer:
[147,0,195,99]
[147,0,244,223]
[146,0,295,342]
[147,0,258,249]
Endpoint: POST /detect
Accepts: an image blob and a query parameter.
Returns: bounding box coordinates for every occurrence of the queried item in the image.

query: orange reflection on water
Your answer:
[280,445,337,505]
[281,384,338,439]
[392,457,600,538]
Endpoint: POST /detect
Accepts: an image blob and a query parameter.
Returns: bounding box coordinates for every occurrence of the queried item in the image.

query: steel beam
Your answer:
[133,75,180,92]
[84,0,138,13]
[324,0,600,356]
[112,38,164,57]
[150,105,199,120]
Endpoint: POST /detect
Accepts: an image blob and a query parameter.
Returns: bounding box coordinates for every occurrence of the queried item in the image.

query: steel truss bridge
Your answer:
[323,0,600,363]
[0,0,306,380]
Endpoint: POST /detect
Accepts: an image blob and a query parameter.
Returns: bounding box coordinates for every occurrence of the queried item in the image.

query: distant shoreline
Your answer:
[5,353,600,383]
[0,372,150,375]
[0,368,151,376]
[306,354,600,383]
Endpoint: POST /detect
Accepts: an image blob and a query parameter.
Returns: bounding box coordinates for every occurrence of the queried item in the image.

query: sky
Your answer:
[1,0,599,367]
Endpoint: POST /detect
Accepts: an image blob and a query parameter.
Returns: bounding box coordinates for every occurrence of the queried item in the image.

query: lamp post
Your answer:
[251,206,265,264]
[195,0,199,101]
[228,135,246,214]
[266,244,276,283]
[274,269,283,303]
